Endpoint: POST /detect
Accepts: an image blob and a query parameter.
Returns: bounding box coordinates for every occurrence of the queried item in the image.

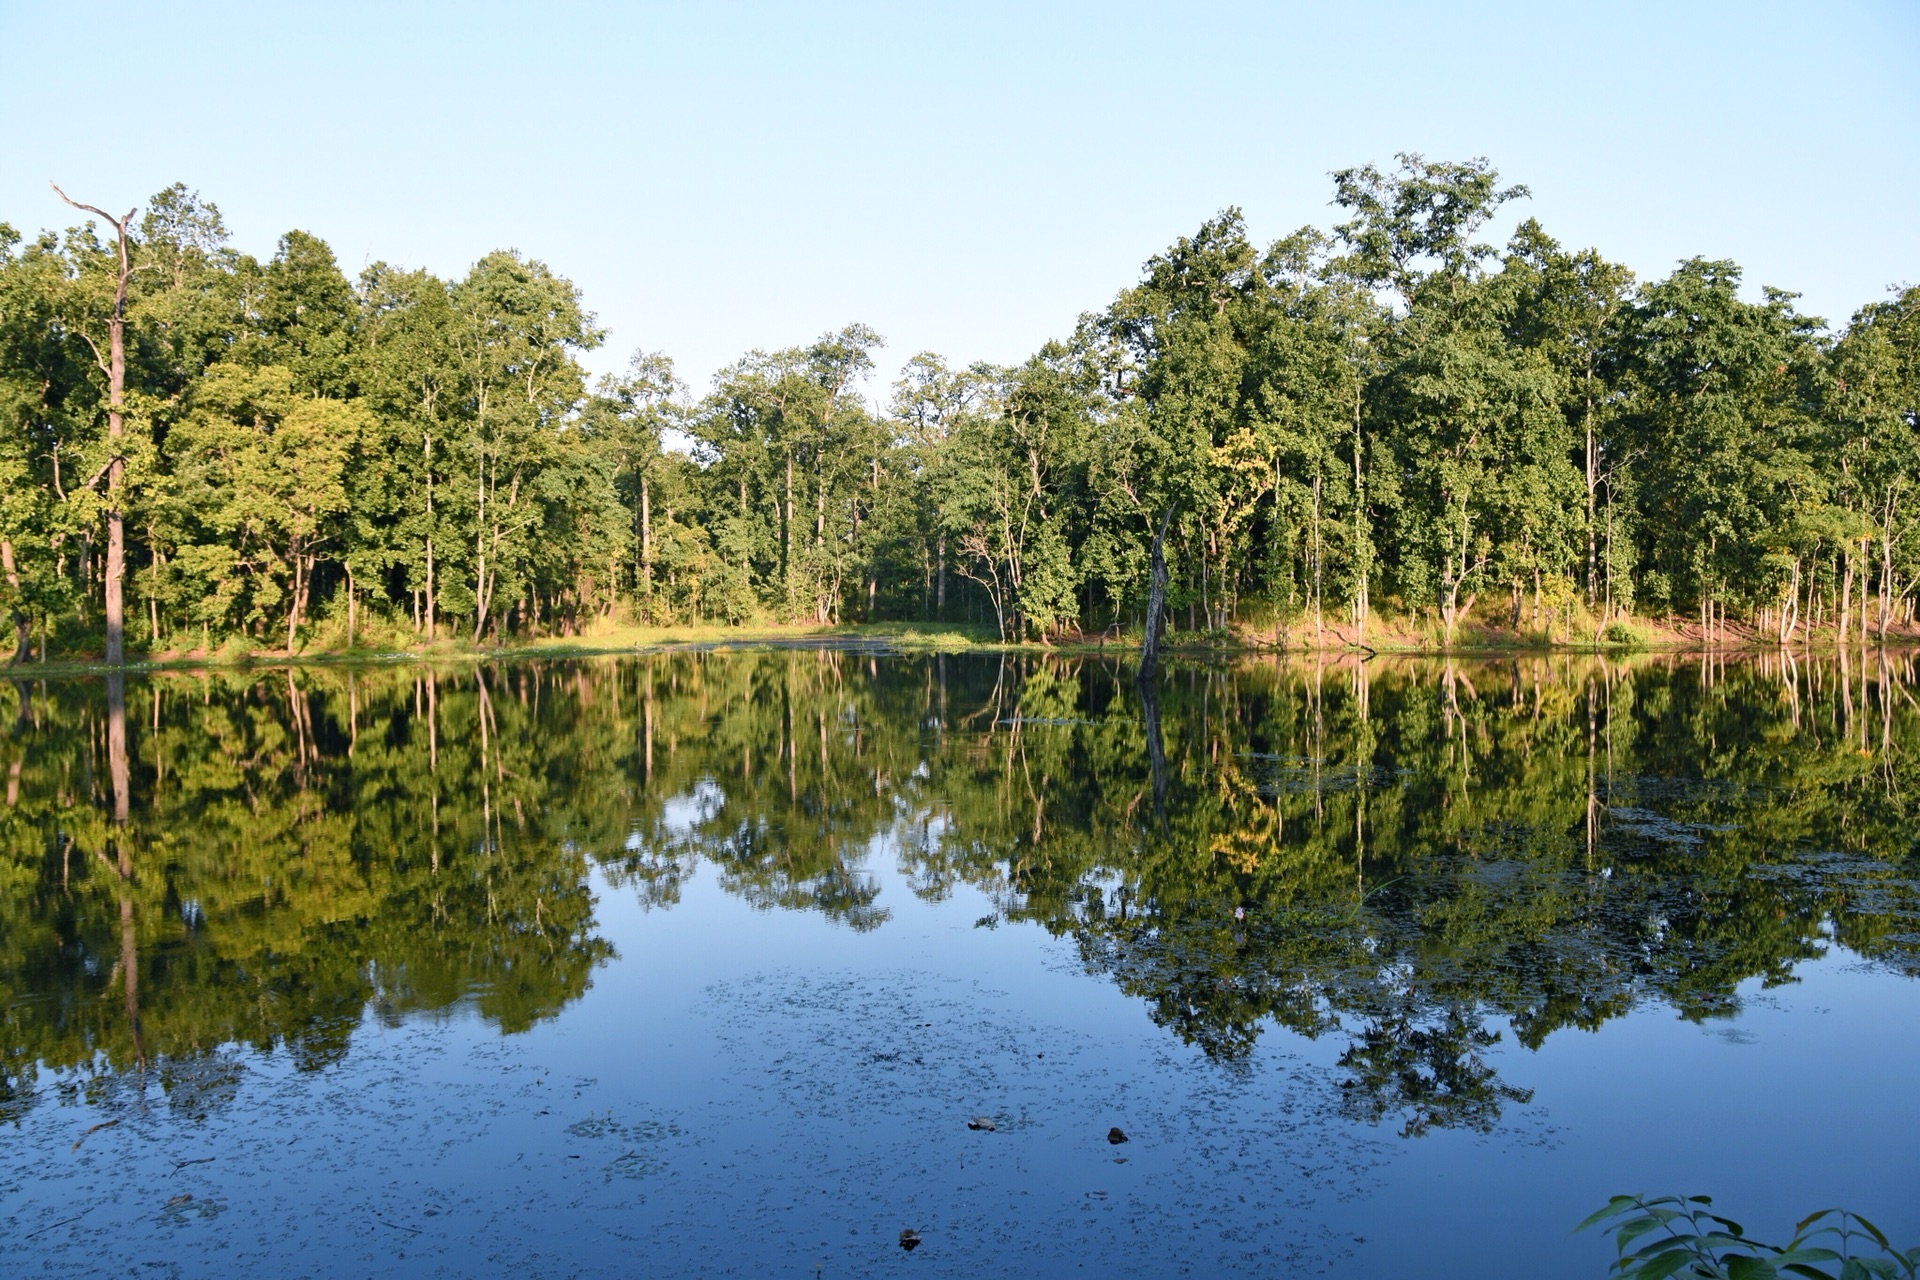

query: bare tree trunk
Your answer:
[472,458,490,642]
[286,547,303,654]
[1779,558,1799,646]
[51,186,136,666]
[1880,506,1894,645]
[0,540,27,664]
[1840,550,1853,645]
[1584,373,1598,607]
[1139,505,1178,680]
[1312,467,1323,648]
[1352,379,1369,645]
[1604,497,1615,625]
[148,534,161,650]
[640,472,652,617]
[424,433,436,639]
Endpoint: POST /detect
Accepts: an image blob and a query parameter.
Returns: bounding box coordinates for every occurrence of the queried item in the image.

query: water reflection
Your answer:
[2,649,1917,1140]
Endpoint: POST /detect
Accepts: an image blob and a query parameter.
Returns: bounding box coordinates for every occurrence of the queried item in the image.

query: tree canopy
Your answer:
[4,156,1916,657]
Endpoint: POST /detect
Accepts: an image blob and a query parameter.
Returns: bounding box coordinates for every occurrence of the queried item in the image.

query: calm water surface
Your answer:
[2,649,1917,1277]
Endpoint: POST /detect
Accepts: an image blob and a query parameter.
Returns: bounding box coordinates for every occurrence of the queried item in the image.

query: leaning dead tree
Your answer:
[50,183,137,666]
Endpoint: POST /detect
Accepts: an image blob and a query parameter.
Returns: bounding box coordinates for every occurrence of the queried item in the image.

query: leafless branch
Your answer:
[48,182,128,231]
[82,457,118,493]
[71,325,110,379]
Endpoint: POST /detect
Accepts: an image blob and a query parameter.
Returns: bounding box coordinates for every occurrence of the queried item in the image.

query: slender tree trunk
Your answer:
[423,432,437,639]
[147,534,161,650]
[286,547,303,653]
[51,188,135,666]
[1840,550,1853,644]
[1,540,26,664]
[1584,369,1598,606]
[1879,505,1894,645]
[1200,536,1211,634]
[1352,383,1369,644]
[814,470,827,620]
[1603,498,1615,625]
[640,472,652,616]
[473,456,490,642]
[1139,505,1178,680]
[1779,558,1799,646]
[1312,467,1323,648]
[1861,551,1871,648]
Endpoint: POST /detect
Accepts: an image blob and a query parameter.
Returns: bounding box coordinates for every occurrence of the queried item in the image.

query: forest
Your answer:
[2,154,1916,662]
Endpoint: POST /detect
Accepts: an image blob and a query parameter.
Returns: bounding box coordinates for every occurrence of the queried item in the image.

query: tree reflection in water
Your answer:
[1,648,1916,1139]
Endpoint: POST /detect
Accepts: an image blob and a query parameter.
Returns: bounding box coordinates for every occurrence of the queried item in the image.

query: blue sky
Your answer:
[3,0,1915,395]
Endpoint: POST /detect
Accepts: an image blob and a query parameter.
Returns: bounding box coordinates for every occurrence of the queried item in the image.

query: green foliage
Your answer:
[1579,1195,1919,1280]
[1603,619,1651,649]
[3,167,1918,660]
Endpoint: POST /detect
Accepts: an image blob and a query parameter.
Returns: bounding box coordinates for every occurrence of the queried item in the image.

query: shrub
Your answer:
[1578,1195,1917,1279]
[1602,619,1650,650]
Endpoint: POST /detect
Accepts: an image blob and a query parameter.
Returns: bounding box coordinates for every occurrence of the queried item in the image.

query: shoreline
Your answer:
[8,618,1920,678]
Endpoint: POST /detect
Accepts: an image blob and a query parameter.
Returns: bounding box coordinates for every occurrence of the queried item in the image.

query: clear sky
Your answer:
[3,0,1915,398]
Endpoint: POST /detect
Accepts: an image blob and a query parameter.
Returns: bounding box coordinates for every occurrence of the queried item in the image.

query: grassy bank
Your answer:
[11,611,1920,677]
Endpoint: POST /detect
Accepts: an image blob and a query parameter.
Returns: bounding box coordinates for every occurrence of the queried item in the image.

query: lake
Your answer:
[3,648,1916,1277]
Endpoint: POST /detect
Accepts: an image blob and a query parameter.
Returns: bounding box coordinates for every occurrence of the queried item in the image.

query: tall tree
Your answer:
[1331,154,1536,644]
[48,185,139,664]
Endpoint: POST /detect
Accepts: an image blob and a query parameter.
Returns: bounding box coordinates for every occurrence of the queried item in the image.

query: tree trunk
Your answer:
[50,189,136,665]
[1139,505,1177,680]
[1352,383,1369,645]
[1311,467,1323,648]
[0,540,27,664]
[286,547,303,653]
[1840,551,1853,644]
[49,192,138,671]
[1584,373,1598,606]
[1880,509,1894,645]
[472,458,490,642]
[148,538,161,650]
[1779,558,1799,646]
[1603,498,1615,625]
[424,432,435,638]
[640,472,652,616]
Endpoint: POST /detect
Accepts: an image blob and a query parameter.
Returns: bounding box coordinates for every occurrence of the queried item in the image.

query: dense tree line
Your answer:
[2,156,1916,660]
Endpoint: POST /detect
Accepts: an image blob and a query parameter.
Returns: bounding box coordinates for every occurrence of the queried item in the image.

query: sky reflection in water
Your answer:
[2,650,1917,1276]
